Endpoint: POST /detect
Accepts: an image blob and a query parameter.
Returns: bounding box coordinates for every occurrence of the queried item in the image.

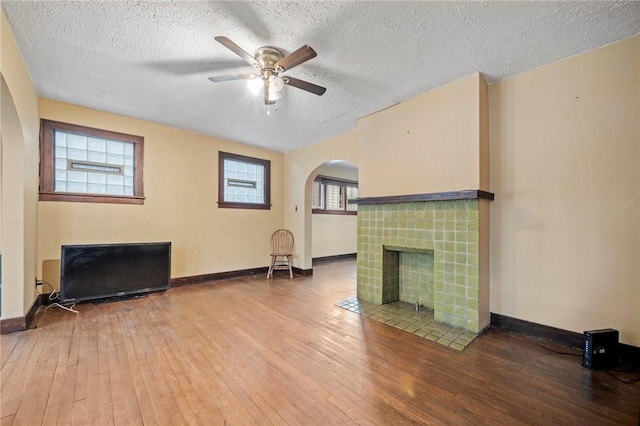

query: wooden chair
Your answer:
[267,229,294,279]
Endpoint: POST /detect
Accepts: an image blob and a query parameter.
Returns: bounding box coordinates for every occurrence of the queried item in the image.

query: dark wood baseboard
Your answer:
[171,267,270,288]
[312,253,356,264]
[0,292,51,334]
[292,267,313,276]
[490,313,584,349]
[0,316,26,334]
[490,313,640,366]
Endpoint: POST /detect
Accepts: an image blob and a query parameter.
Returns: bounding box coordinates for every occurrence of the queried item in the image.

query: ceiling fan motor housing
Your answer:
[254,46,284,74]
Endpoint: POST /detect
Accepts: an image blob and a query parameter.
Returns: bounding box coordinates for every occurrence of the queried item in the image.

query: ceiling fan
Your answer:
[208,36,326,106]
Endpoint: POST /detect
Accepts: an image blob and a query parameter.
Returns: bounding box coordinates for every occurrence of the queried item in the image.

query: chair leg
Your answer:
[267,256,275,279]
[288,255,293,279]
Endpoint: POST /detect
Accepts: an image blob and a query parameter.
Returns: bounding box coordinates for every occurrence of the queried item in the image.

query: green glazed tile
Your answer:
[450,342,466,351]
[454,264,467,276]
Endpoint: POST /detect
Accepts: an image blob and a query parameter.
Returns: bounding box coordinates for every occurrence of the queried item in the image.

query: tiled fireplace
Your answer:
[355,190,492,333]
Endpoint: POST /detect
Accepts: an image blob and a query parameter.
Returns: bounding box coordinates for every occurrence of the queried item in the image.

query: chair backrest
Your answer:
[271,229,294,255]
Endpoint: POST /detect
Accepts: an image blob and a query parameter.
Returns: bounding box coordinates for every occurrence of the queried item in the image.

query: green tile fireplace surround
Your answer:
[354,190,493,333]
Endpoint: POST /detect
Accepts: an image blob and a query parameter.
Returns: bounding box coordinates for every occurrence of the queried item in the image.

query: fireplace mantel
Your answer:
[352,189,494,205]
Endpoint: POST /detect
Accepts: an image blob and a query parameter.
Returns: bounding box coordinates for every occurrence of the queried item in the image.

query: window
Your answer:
[39,119,144,204]
[218,151,271,210]
[312,175,358,215]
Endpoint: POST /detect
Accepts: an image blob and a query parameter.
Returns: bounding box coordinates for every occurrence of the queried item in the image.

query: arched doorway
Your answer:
[1,74,27,318]
[305,160,358,267]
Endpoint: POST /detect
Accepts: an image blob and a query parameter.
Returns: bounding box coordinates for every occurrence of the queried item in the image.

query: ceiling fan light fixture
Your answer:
[269,75,284,92]
[247,76,263,94]
[210,36,327,108]
[267,86,282,102]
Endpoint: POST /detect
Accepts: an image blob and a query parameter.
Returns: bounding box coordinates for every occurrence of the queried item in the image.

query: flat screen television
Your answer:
[60,242,171,304]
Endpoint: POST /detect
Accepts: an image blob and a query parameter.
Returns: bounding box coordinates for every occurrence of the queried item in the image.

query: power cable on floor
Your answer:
[38,280,79,314]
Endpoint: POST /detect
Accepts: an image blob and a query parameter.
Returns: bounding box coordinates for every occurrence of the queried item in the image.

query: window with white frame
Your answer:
[39,119,144,204]
[312,175,358,214]
[218,151,271,209]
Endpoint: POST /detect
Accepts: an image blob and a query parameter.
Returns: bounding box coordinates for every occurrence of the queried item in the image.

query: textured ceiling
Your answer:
[2,1,639,152]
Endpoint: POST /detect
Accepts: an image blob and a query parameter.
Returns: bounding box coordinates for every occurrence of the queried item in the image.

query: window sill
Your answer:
[312,209,357,216]
[39,192,145,205]
[218,201,271,210]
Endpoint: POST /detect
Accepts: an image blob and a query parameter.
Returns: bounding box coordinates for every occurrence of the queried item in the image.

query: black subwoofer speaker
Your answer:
[582,328,619,370]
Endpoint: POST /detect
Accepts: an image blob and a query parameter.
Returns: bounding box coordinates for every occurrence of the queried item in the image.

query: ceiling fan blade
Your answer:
[282,76,326,96]
[208,73,258,82]
[275,45,317,72]
[215,36,262,70]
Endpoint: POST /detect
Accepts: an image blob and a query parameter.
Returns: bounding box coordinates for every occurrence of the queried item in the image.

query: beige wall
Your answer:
[284,130,358,270]
[312,214,357,258]
[311,164,358,259]
[358,73,488,197]
[38,100,284,287]
[490,35,640,346]
[1,11,40,319]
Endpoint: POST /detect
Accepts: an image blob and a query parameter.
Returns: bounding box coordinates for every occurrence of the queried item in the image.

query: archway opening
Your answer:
[304,160,358,269]
[1,74,27,319]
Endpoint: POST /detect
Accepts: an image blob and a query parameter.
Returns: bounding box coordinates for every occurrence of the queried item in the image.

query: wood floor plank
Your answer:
[1,331,48,419]
[69,399,86,426]
[53,364,78,426]
[84,348,101,424]
[40,313,74,425]
[112,341,143,425]
[0,333,21,368]
[0,415,15,426]
[1,259,638,425]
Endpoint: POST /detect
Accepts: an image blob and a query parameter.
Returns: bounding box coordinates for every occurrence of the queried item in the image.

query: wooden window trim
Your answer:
[312,208,357,216]
[39,119,145,205]
[315,175,358,188]
[218,151,271,210]
[312,175,357,215]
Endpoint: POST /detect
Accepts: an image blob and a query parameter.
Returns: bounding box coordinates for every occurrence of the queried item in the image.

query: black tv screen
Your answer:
[60,242,171,303]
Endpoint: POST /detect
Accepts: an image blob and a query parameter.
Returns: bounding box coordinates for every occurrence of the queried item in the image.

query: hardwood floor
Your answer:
[1,259,639,425]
